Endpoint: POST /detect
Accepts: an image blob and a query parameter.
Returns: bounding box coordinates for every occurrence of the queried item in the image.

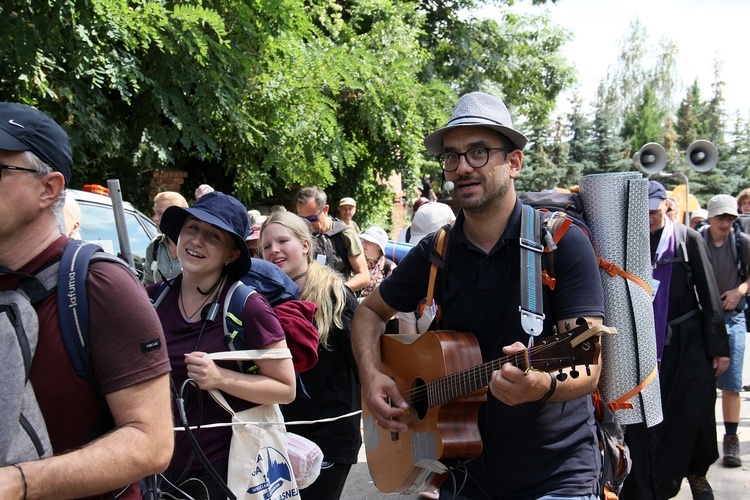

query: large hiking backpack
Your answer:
[423,192,634,499]
[1,240,132,466]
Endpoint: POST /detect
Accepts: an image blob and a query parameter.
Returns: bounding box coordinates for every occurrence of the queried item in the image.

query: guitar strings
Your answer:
[402,335,586,409]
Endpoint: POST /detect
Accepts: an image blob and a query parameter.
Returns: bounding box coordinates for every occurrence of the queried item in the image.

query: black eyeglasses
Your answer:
[0,163,38,180]
[436,147,509,172]
[298,208,325,222]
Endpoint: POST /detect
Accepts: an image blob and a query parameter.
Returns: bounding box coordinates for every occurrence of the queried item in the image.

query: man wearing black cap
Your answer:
[621,181,728,500]
[0,103,173,499]
[353,92,606,499]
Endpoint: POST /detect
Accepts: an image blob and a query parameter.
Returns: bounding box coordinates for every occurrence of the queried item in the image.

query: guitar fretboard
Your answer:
[423,352,530,407]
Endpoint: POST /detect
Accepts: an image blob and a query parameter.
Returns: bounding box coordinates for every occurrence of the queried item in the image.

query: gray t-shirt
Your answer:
[704,229,750,293]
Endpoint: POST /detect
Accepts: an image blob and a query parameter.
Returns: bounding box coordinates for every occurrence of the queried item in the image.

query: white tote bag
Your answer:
[206,349,301,500]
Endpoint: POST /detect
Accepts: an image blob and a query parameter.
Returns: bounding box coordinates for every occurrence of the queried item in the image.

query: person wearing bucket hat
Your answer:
[0,104,174,498]
[702,193,750,469]
[260,211,361,499]
[359,226,396,300]
[149,191,296,497]
[353,92,606,499]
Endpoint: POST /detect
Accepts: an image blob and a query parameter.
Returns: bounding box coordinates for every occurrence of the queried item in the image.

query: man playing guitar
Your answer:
[352,92,605,500]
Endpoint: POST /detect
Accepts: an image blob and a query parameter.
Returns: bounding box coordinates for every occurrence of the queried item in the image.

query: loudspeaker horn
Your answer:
[686,140,718,172]
[634,142,667,174]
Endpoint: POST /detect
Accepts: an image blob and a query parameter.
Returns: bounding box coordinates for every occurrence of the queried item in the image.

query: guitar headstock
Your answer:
[523,320,609,375]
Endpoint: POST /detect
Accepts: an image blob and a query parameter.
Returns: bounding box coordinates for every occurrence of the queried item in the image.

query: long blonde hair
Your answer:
[260,211,347,348]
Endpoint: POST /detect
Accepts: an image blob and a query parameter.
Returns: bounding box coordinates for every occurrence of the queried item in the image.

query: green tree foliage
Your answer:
[676,81,709,150]
[565,94,596,178]
[587,84,632,174]
[0,0,239,202]
[604,19,677,131]
[0,0,572,228]
[622,85,665,153]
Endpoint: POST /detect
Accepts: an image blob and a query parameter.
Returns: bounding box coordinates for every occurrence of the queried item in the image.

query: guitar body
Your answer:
[362,331,487,493]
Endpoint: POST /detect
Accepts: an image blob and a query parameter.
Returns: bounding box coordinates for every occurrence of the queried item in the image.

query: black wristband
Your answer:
[537,372,557,403]
[12,463,27,500]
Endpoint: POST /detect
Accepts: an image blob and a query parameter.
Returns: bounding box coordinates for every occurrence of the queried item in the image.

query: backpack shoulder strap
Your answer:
[56,241,130,396]
[420,223,453,322]
[519,205,545,337]
[223,280,257,350]
[733,222,748,282]
[331,231,353,275]
[151,275,180,309]
[150,234,165,276]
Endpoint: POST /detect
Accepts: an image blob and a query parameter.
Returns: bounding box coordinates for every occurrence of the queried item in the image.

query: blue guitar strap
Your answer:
[519,204,545,338]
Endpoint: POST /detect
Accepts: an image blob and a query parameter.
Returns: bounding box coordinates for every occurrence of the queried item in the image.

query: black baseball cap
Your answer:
[0,103,72,186]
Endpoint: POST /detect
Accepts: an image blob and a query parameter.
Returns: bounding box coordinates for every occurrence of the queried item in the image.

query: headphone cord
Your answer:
[176,378,237,500]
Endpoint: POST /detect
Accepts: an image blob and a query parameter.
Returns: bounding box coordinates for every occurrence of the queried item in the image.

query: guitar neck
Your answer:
[427,352,529,407]
[423,323,605,408]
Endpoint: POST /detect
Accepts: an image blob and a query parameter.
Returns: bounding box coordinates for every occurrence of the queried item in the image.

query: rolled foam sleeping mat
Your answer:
[579,172,663,427]
[384,240,414,264]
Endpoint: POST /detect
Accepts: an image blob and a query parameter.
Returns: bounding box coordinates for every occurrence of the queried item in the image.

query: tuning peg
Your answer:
[585,365,591,377]
[569,368,580,379]
[556,371,568,382]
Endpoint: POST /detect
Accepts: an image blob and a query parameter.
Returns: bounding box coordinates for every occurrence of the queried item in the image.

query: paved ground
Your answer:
[341,345,750,499]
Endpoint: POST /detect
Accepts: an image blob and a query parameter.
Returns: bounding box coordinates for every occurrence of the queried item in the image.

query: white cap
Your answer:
[409,202,456,244]
[690,208,708,221]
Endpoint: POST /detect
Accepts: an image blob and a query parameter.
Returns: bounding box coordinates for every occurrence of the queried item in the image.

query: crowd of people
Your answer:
[1,93,748,500]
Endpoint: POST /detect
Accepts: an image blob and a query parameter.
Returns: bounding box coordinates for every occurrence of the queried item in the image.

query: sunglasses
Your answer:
[0,163,38,180]
[297,208,325,223]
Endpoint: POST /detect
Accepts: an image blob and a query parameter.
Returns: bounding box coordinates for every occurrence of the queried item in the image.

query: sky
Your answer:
[497,0,750,119]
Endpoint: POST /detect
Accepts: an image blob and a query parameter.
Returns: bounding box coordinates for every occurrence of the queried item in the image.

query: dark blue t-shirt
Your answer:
[378,199,606,499]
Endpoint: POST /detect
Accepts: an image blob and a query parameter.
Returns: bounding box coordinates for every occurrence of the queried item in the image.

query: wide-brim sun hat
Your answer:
[409,202,456,244]
[423,92,528,155]
[161,191,251,277]
[360,226,388,256]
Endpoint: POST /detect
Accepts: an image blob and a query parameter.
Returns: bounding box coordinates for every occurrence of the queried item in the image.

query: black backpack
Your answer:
[312,220,355,277]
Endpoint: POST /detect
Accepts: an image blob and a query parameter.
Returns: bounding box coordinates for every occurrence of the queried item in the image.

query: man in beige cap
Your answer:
[701,194,750,468]
[338,197,360,233]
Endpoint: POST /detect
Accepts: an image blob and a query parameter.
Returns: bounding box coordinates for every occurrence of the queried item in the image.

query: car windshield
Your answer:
[76,201,156,271]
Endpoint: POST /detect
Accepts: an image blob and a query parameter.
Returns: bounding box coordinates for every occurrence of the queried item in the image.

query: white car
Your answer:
[67,188,158,274]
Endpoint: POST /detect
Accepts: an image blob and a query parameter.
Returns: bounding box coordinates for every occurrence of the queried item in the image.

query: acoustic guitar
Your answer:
[362,321,608,494]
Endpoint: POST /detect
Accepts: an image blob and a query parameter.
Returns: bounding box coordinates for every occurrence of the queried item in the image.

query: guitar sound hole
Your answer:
[412,378,429,420]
